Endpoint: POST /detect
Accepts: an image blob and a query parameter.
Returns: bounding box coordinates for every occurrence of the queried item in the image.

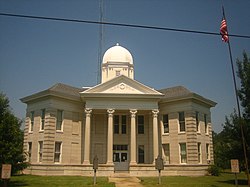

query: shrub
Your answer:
[207,165,221,176]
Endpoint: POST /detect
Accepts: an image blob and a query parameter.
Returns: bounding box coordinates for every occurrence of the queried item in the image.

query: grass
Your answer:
[0,175,115,187]
[0,172,248,187]
[140,172,248,187]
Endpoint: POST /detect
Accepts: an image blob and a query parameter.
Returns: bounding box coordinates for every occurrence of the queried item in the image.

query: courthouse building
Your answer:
[21,44,216,176]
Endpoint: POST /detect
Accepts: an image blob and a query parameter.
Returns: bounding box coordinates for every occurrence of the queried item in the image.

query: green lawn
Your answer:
[140,172,248,187]
[1,173,248,187]
[0,175,115,187]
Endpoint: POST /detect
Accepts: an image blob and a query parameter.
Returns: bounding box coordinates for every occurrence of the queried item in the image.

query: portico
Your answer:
[82,107,161,170]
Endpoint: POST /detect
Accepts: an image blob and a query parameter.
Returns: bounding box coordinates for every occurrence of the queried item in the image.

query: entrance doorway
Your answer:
[113,145,129,171]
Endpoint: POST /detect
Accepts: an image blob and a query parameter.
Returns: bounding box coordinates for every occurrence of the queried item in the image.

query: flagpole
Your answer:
[222,6,250,186]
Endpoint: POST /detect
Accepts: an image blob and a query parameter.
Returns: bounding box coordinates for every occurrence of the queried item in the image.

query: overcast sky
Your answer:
[0,0,250,132]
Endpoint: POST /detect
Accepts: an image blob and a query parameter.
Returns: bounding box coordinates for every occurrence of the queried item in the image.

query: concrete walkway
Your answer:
[109,177,144,187]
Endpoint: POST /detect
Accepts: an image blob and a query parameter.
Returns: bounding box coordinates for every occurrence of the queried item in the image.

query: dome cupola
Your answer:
[101,43,134,83]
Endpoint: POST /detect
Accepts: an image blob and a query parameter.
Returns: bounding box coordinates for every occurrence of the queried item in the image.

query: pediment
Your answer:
[81,75,163,96]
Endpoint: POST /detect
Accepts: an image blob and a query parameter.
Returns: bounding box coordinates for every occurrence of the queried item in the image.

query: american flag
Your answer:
[220,18,229,42]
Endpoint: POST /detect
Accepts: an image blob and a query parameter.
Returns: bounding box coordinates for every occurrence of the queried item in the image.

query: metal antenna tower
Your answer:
[97,0,104,84]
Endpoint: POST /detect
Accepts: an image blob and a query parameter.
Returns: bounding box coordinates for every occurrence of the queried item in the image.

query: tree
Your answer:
[213,51,250,171]
[0,93,27,174]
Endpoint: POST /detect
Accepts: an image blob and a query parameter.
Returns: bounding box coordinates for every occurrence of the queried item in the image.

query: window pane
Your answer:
[121,115,126,134]
[122,115,126,125]
[41,109,45,130]
[121,153,127,162]
[204,114,208,133]
[163,114,169,133]
[54,153,60,162]
[30,111,34,131]
[206,144,210,160]
[180,122,185,132]
[39,141,43,162]
[138,145,144,163]
[138,115,144,124]
[114,124,119,134]
[122,124,126,134]
[163,144,170,163]
[55,142,61,152]
[179,112,185,132]
[28,142,32,162]
[54,142,61,163]
[138,115,144,134]
[196,111,199,132]
[114,115,119,125]
[56,110,63,130]
[180,143,187,163]
[113,153,120,162]
[198,143,201,163]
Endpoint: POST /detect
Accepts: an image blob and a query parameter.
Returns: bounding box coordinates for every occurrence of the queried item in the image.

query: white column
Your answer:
[107,109,114,165]
[130,109,137,165]
[152,109,159,161]
[83,108,92,164]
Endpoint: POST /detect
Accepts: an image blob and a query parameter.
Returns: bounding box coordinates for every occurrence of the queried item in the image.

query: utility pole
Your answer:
[97,0,104,84]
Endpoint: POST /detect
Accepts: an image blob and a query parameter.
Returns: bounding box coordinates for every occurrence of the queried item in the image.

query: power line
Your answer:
[0,12,250,39]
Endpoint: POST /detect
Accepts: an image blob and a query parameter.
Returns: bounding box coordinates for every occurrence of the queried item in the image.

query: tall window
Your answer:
[30,111,34,132]
[196,111,200,133]
[206,143,210,161]
[204,114,208,134]
[163,114,169,134]
[56,110,63,131]
[113,115,127,134]
[197,142,202,164]
[121,115,127,134]
[137,115,144,134]
[179,112,185,132]
[179,143,187,163]
[28,142,32,162]
[40,109,45,131]
[54,142,62,163]
[38,141,43,162]
[114,115,119,134]
[162,144,170,164]
[138,145,145,163]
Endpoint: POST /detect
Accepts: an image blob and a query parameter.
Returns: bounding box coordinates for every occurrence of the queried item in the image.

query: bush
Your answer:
[207,165,221,176]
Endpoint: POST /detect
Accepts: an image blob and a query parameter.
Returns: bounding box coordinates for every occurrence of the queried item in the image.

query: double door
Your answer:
[113,151,129,171]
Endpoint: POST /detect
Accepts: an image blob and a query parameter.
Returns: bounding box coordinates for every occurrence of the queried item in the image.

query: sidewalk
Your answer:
[109,177,144,187]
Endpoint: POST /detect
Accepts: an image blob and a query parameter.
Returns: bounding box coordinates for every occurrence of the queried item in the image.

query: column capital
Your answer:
[85,108,92,117]
[107,109,115,117]
[152,109,159,118]
[130,109,137,118]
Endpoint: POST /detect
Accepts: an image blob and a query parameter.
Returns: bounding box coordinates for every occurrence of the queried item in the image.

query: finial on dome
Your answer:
[116,43,119,46]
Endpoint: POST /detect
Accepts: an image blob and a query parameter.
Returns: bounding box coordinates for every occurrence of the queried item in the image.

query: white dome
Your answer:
[102,43,133,64]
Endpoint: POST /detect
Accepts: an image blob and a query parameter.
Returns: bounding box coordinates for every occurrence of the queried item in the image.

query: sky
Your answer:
[0,0,250,133]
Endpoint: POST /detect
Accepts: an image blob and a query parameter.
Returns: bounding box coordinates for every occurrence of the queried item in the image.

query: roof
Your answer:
[48,83,86,97]
[158,86,192,98]
[21,83,216,107]
[158,86,216,107]
[20,83,87,103]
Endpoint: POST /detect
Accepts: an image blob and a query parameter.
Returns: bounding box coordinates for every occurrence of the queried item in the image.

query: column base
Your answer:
[106,161,114,166]
[130,161,137,166]
[82,160,90,165]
